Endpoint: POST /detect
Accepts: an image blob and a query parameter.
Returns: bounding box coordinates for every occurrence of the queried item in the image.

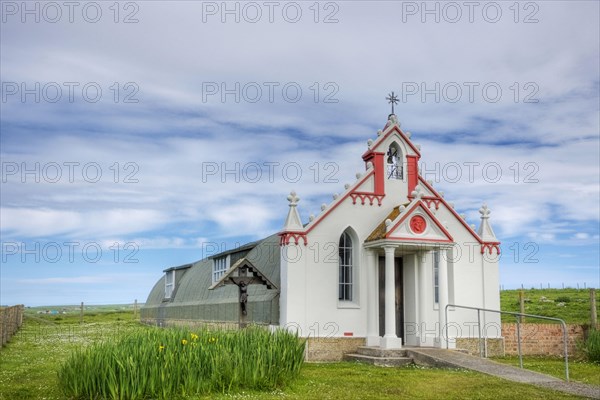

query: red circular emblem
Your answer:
[410,215,427,234]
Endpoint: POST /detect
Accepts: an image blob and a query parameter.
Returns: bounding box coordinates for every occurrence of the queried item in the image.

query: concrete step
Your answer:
[355,346,408,358]
[344,353,414,367]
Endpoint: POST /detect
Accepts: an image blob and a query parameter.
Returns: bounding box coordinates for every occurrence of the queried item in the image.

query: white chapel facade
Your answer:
[142,111,503,359]
[278,113,502,351]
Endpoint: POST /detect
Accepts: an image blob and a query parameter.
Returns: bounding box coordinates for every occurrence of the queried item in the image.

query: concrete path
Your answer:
[406,348,600,399]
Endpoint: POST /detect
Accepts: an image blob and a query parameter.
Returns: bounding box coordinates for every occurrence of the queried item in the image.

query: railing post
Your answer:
[561,320,569,382]
[516,315,523,369]
[445,305,449,350]
[477,309,482,358]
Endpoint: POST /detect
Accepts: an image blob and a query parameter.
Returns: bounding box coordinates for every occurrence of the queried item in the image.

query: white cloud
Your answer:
[18,276,115,284]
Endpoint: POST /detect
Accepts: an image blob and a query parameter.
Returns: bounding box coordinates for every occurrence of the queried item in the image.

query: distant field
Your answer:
[23,304,143,324]
[500,288,599,324]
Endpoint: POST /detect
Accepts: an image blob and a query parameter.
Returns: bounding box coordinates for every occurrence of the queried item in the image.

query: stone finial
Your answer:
[321,203,327,211]
[333,193,339,200]
[377,129,383,137]
[477,203,498,241]
[287,190,299,205]
[470,224,476,230]
[479,203,491,219]
[439,191,444,198]
[460,213,466,219]
[399,205,406,213]
[309,214,315,222]
[385,219,392,227]
[406,131,412,138]
[366,161,374,169]
[344,183,350,190]
[356,172,362,179]
[449,202,455,208]
[416,144,421,151]
[411,185,424,200]
[283,191,303,231]
[367,139,373,149]
[427,179,433,186]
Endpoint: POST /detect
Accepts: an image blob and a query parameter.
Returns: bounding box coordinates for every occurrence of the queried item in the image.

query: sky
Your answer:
[1,0,599,307]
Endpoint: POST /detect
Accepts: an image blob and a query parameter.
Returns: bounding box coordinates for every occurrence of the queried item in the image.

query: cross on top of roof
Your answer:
[386,91,399,115]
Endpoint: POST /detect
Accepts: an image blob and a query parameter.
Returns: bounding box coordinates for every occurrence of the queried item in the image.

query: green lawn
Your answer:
[0,316,590,400]
[500,289,599,324]
[184,362,586,400]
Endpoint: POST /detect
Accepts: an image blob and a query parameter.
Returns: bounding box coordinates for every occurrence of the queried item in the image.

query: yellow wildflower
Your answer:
[190,333,199,341]
[158,344,165,352]
[181,339,188,345]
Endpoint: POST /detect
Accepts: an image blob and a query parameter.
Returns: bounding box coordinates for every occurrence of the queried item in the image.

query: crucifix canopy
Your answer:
[208,257,278,291]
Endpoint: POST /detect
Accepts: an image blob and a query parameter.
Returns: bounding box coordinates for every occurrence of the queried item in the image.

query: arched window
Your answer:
[339,231,353,301]
[386,142,403,179]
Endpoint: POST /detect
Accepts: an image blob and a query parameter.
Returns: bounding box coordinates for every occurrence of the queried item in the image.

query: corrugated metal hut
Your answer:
[141,234,280,327]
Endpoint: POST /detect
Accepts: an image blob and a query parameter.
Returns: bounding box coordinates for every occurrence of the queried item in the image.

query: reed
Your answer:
[57,326,305,399]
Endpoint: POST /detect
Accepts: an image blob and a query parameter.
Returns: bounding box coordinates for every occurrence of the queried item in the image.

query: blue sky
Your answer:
[1,1,599,306]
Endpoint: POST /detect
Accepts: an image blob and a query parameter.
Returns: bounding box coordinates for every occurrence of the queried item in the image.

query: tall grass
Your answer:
[57,326,305,399]
[583,329,600,364]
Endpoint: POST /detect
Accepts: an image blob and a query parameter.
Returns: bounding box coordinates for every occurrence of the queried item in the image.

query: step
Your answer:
[344,353,414,367]
[355,346,408,358]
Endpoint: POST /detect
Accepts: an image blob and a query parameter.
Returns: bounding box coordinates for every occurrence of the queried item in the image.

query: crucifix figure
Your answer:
[235,280,249,315]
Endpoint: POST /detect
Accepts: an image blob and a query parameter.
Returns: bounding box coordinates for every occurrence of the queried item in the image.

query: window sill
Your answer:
[337,301,360,309]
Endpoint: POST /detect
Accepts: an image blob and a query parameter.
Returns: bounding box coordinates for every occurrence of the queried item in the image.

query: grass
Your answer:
[0,316,140,400]
[57,326,305,399]
[500,288,599,324]
[492,356,600,386]
[0,316,590,399]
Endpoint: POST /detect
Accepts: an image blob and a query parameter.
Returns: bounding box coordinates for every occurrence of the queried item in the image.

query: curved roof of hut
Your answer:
[143,233,281,308]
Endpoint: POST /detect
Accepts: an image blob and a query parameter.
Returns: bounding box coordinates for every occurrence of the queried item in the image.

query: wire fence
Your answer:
[0,305,24,349]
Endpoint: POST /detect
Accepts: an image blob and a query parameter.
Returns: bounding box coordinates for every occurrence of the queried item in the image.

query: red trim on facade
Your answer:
[350,192,385,206]
[481,242,501,255]
[386,201,454,242]
[385,237,454,243]
[420,196,441,210]
[343,332,354,337]
[361,151,385,196]
[417,176,493,246]
[406,155,419,194]
[303,170,377,235]
[363,125,421,157]
[279,232,308,246]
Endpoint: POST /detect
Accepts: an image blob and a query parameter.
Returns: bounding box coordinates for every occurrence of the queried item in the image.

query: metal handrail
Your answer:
[444,304,569,382]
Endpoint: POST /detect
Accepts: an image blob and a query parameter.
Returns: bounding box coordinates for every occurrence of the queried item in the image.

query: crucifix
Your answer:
[386,91,399,115]
[209,257,278,328]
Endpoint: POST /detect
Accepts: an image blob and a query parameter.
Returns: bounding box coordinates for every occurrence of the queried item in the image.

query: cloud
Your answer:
[1,1,598,305]
[18,276,115,285]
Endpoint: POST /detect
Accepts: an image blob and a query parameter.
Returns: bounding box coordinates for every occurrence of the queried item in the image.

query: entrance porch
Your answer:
[363,242,453,350]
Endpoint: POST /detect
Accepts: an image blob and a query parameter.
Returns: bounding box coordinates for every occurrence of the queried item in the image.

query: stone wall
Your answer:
[455,338,504,357]
[305,337,365,361]
[501,323,590,356]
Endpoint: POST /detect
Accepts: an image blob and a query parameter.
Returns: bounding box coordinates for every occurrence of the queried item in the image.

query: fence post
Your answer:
[516,315,523,369]
[134,299,138,318]
[80,302,84,325]
[561,320,569,382]
[590,289,597,329]
[519,290,525,323]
